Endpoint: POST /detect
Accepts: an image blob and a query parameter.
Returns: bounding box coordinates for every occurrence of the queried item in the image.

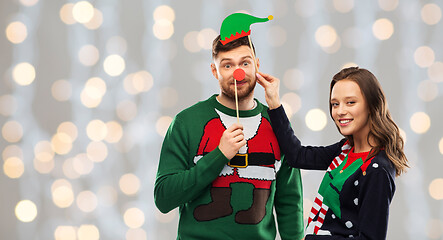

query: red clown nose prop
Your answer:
[233,68,246,81]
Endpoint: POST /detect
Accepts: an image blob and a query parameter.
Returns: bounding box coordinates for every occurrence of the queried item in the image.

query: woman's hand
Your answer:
[256,72,281,109]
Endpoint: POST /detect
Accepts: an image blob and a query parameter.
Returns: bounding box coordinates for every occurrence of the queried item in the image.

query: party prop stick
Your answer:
[220,13,273,122]
[233,68,246,122]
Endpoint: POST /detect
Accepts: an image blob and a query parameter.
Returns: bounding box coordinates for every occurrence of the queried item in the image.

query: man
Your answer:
[154,35,304,239]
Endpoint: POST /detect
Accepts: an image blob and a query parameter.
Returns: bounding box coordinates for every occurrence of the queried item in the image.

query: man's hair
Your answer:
[212,35,256,59]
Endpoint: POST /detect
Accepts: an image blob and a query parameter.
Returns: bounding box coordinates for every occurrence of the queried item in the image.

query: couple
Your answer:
[154,35,408,240]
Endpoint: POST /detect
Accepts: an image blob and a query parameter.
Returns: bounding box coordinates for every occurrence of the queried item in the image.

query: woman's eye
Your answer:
[347,101,355,105]
[242,62,249,66]
[224,64,231,69]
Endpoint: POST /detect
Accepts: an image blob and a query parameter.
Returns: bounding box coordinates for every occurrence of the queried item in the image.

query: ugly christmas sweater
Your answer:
[268,105,396,240]
[154,95,304,240]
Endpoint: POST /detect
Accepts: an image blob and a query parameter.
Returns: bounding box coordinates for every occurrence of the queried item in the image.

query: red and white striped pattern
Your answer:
[307,141,351,234]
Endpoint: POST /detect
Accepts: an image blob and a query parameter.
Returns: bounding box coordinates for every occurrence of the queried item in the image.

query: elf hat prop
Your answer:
[220,13,273,45]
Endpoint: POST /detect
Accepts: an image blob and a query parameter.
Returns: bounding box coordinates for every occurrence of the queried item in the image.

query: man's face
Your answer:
[211,45,259,100]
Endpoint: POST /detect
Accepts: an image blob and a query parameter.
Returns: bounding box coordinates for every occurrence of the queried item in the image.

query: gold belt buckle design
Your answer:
[228,153,248,168]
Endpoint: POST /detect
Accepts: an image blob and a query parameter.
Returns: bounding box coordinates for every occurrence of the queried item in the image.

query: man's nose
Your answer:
[233,68,245,81]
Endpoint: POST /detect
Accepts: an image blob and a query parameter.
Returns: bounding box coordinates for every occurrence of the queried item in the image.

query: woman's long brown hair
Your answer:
[329,67,409,176]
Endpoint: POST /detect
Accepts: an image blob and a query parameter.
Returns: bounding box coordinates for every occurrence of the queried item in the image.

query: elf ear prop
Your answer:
[220,13,273,45]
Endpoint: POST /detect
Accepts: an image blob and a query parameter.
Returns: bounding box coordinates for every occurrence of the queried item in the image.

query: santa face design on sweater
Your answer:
[193,109,281,224]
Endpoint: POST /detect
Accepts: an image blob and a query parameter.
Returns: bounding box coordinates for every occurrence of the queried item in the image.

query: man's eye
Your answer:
[331,103,338,107]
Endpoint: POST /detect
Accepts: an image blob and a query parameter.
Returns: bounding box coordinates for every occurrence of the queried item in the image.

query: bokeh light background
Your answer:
[1,0,443,239]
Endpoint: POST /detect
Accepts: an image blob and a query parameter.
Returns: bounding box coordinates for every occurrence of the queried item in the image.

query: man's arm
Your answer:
[154,116,245,213]
[274,157,305,240]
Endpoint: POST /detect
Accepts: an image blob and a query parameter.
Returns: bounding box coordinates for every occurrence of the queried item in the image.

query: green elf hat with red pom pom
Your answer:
[220,13,273,45]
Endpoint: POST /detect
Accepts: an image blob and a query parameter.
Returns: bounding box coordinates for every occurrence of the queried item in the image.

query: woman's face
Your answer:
[330,79,370,141]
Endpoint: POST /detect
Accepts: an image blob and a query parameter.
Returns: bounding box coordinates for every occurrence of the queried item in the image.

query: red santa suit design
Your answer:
[194,109,281,189]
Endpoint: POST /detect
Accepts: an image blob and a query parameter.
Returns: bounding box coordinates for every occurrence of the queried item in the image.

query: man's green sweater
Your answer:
[154,95,304,239]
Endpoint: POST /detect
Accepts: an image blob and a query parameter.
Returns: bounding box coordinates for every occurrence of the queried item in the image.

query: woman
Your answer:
[256,67,408,239]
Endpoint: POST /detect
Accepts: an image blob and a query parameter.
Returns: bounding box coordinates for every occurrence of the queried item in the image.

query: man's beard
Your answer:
[221,79,256,101]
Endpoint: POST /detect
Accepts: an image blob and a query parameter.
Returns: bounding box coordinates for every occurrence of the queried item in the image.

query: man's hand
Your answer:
[218,123,246,160]
[256,72,281,110]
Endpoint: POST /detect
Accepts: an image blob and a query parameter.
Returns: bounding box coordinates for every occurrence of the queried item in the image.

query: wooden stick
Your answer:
[234,79,239,123]
[248,35,258,72]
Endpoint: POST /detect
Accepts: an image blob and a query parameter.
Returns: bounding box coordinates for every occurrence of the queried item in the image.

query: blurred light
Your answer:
[315,25,337,48]
[104,54,125,77]
[116,100,137,122]
[2,121,23,143]
[429,178,443,200]
[3,157,24,179]
[197,28,217,50]
[0,95,17,116]
[76,191,98,213]
[78,45,99,66]
[123,71,154,95]
[62,158,81,179]
[428,61,443,83]
[439,137,443,155]
[86,141,108,162]
[72,1,94,24]
[78,225,99,240]
[80,90,102,108]
[119,173,141,196]
[106,36,127,55]
[417,80,438,102]
[97,186,117,207]
[305,109,327,131]
[51,132,73,155]
[153,19,174,40]
[12,62,36,86]
[6,21,28,44]
[378,0,398,11]
[342,62,358,69]
[34,140,54,162]
[2,145,23,161]
[86,119,107,141]
[52,80,72,101]
[156,116,173,137]
[372,18,394,40]
[124,208,145,228]
[333,0,354,13]
[83,77,107,100]
[105,121,123,143]
[33,157,54,174]
[426,219,443,240]
[54,226,77,240]
[15,200,37,222]
[414,46,435,68]
[58,121,78,142]
[126,228,147,240]
[294,0,318,18]
[283,68,304,90]
[84,8,103,30]
[421,3,442,25]
[281,93,302,118]
[322,37,341,54]
[160,87,178,108]
[52,179,74,208]
[267,25,287,47]
[410,112,431,134]
[399,128,407,145]
[183,31,201,53]
[153,5,175,22]
[60,3,76,25]
[20,0,39,7]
